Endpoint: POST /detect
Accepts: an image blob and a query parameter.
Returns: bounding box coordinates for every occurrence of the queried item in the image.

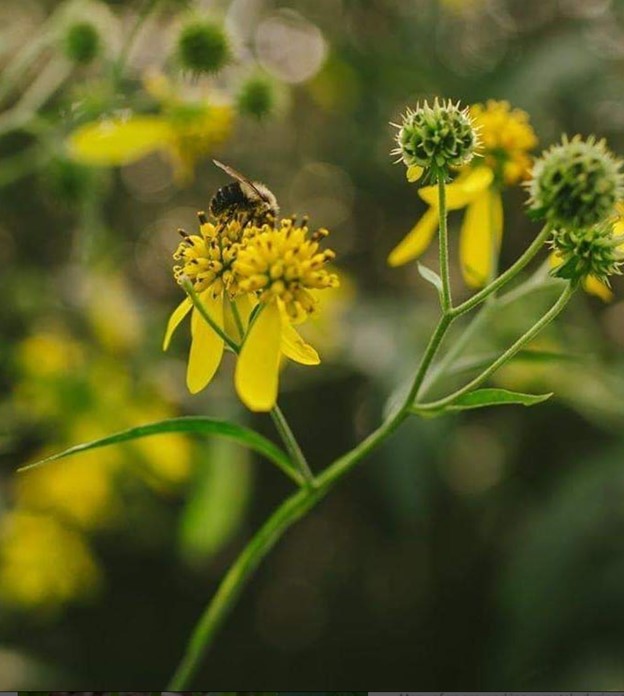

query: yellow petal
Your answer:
[549,250,562,269]
[583,275,614,302]
[388,207,439,267]
[186,292,225,394]
[68,116,173,166]
[163,297,192,351]
[281,323,320,365]
[419,167,495,209]
[406,165,424,182]
[235,302,282,412]
[459,188,502,288]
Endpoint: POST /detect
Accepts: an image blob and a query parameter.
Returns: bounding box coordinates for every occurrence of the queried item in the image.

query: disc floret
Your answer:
[392,99,479,182]
[234,219,339,321]
[173,215,250,299]
[528,135,623,229]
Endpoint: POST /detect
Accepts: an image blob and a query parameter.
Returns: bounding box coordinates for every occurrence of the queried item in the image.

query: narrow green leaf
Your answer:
[413,388,553,415]
[417,262,443,293]
[18,416,301,484]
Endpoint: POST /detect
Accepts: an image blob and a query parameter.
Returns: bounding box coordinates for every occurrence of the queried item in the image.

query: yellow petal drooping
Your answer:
[459,188,502,288]
[583,275,614,302]
[419,167,494,209]
[235,302,282,412]
[163,297,193,350]
[186,291,225,394]
[388,207,439,267]
[69,116,172,166]
[281,322,320,365]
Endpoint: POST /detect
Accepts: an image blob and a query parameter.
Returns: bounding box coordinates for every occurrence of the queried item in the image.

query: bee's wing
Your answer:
[212,159,271,201]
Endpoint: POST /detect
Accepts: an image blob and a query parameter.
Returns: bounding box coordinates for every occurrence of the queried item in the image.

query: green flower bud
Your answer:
[176,20,231,75]
[392,99,478,182]
[62,21,101,65]
[550,220,624,286]
[528,135,623,229]
[237,76,275,120]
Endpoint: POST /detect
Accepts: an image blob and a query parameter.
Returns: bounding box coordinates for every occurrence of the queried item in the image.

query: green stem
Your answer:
[0,57,73,137]
[414,282,575,412]
[420,262,556,397]
[270,405,315,486]
[112,0,161,85]
[438,178,452,312]
[450,224,552,318]
[182,282,239,353]
[229,297,245,341]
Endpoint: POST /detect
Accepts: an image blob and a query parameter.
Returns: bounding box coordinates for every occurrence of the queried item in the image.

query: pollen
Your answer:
[470,100,537,185]
[234,219,339,321]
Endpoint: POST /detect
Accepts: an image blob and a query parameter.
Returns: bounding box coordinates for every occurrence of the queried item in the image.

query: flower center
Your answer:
[173,215,247,297]
[234,219,339,321]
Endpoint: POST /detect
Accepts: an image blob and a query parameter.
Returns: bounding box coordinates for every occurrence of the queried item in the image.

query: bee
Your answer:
[209,159,279,225]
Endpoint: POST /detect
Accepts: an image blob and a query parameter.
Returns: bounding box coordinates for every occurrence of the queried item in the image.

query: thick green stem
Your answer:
[270,405,315,486]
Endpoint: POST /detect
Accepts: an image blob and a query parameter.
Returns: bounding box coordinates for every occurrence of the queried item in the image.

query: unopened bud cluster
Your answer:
[528,135,622,230]
[392,99,479,182]
[529,135,624,285]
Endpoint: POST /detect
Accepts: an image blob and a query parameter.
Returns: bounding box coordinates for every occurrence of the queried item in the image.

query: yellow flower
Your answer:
[0,511,101,610]
[68,76,234,182]
[388,100,538,288]
[15,452,119,531]
[164,215,339,411]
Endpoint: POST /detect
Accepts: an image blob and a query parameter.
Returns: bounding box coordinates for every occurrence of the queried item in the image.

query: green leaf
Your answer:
[18,416,301,484]
[417,262,443,293]
[412,388,553,416]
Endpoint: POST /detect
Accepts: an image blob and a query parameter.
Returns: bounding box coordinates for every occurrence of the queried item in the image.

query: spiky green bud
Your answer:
[237,76,275,120]
[528,135,623,230]
[176,20,230,75]
[62,21,100,65]
[550,220,624,286]
[392,99,479,182]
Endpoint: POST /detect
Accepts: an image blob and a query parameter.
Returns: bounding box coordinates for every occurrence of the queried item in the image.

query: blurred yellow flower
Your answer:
[0,512,101,610]
[84,271,142,353]
[68,75,234,182]
[16,330,85,378]
[15,452,120,531]
[389,100,538,288]
[125,405,193,490]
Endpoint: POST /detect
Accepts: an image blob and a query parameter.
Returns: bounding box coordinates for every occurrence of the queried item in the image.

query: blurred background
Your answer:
[3,0,624,689]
